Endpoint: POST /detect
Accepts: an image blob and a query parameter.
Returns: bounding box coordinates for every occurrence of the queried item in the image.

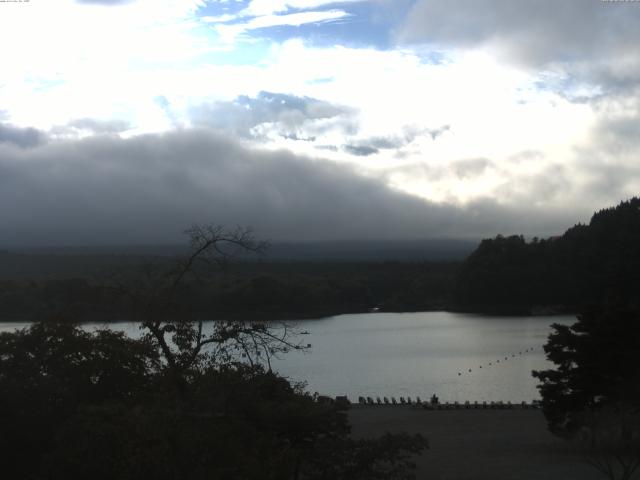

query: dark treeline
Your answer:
[2,198,640,321]
[0,260,458,322]
[455,197,640,314]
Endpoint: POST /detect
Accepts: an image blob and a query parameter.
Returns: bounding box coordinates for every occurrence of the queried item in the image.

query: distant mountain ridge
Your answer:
[262,239,477,262]
[5,239,477,273]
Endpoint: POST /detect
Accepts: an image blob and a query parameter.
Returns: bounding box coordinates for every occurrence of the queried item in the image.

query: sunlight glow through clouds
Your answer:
[0,0,605,207]
[0,0,210,129]
[213,9,352,43]
[246,42,595,203]
[239,0,367,17]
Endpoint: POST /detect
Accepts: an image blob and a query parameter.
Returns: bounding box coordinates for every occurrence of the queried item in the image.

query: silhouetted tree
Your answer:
[533,305,640,479]
[0,320,158,479]
[579,406,640,480]
[112,225,308,394]
[0,224,428,480]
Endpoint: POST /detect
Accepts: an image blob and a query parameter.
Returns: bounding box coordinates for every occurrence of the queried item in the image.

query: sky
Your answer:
[1,0,639,245]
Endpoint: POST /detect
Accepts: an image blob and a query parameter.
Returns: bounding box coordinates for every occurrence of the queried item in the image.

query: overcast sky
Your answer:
[1,0,639,245]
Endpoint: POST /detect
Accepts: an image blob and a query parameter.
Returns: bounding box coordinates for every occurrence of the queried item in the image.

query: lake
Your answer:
[0,311,575,403]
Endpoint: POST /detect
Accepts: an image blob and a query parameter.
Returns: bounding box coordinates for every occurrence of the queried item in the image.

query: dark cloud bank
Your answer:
[0,123,46,149]
[401,0,640,96]
[0,127,580,247]
[402,0,640,66]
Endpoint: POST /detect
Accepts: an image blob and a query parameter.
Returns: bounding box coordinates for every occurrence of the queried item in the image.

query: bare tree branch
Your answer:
[111,223,307,394]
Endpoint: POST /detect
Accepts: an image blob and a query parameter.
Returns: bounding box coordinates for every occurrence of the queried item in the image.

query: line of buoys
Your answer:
[456,346,539,377]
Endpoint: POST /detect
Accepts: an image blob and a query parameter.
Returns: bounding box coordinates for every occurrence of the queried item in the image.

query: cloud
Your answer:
[0,123,47,148]
[202,0,375,45]
[570,90,640,202]
[398,0,640,105]
[507,150,545,164]
[202,0,399,50]
[494,163,572,206]
[190,91,356,140]
[400,0,640,68]
[315,144,338,152]
[0,127,581,247]
[239,0,367,17]
[451,158,491,180]
[52,118,131,137]
[77,0,133,4]
[341,125,450,156]
[2,0,636,222]
[281,132,316,142]
[213,9,352,43]
[426,125,450,140]
[382,157,494,192]
[343,144,378,156]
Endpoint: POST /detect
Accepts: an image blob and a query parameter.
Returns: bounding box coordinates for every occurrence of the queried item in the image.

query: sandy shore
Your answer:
[349,406,602,480]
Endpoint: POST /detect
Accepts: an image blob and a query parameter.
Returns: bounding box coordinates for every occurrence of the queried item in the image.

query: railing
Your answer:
[316,395,541,409]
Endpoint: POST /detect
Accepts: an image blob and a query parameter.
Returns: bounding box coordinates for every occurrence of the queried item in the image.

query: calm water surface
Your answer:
[0,312,574,402]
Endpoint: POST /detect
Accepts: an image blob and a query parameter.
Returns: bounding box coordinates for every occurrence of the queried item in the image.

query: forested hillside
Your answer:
[455,198,640,314]
[3,199,639,321]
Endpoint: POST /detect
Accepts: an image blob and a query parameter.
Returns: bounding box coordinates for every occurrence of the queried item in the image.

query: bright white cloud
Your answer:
[214,9,351,43]
[238,41,595,202]
[0,0,633,223]
[0,0,210,129]
[240,0,366,17]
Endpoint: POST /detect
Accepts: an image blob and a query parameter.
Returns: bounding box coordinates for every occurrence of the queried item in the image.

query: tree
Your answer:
[455,197,640,314]
[532,305,640,479]
[579,406,640,480]
[113,225,309,394]
[0,224,428,479]
[0,320,159,479]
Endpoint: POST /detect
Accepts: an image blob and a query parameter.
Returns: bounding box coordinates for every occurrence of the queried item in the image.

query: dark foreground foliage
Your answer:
[533,305,640,436]
[0,321,427,480]
[533,305,640,479]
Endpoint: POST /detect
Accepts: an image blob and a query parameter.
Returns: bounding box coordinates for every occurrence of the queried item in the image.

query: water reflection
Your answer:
[271,312,573,402]
[0,311,574,402]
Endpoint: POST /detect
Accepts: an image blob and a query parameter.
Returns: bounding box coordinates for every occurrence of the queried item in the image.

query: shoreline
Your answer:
[0,307,577,324]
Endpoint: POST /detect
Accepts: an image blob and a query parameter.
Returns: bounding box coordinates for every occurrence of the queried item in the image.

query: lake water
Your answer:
[0,311,575,403]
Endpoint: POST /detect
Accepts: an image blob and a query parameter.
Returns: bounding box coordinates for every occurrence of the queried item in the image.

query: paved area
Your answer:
[349,406,603,480]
